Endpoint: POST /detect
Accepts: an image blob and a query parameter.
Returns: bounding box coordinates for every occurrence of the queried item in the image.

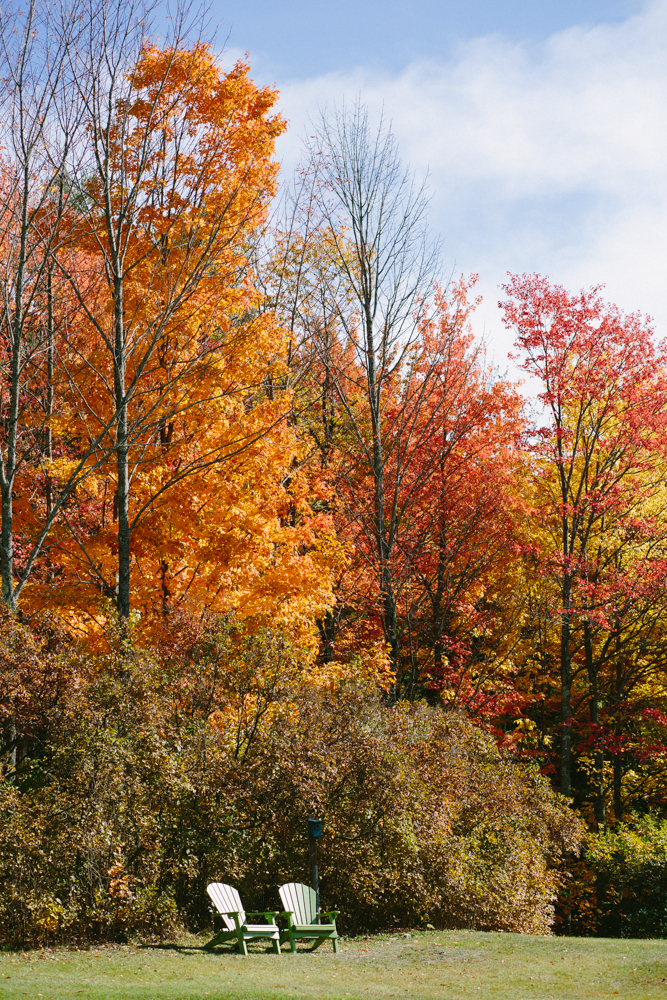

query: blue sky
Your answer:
[216,1,640,78]
[209,1,667,371]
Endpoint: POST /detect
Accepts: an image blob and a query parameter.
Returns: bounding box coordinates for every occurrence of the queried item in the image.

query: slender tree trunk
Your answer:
[559,460,574,797]
[0,482,15,610]
[113,278,131,620]
[0,194,27,611]
[613,757,623,822]
[160,560,170,615]
[381,573,399,667]
[45,263,54,515]
[560,573,573,796]
[317,610,336,662]
[320,354,334,469]
[306,103,436,688]
[431,440,448,676]
[584,618,606,828]
[6,708,18,773]
[613,653,623,822]
[315,348,336,662]
[366,308,399,676]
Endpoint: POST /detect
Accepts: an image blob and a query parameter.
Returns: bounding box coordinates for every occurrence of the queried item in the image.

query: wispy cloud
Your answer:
[272,1,667,369]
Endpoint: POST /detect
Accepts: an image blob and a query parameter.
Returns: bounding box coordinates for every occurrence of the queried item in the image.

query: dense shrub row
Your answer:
[561,816,667,938]
[0,612,583,946]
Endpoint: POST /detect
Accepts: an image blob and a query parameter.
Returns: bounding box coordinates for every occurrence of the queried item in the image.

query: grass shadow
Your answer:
[139,943,207,954]
[139,941,284,956]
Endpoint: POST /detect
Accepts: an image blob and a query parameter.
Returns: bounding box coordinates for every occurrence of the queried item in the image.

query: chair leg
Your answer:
[332,937,339,954]
[203,929,227,951]
[236,931,248,957]
[273,937,281,955]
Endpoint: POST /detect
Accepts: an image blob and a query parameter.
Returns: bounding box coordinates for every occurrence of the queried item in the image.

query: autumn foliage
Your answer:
[500,275,667,829]
[3,3,667,947]
[0,610,582,945]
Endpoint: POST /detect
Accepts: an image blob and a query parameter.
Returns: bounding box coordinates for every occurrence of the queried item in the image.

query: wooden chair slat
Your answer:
[298,883,309,923]
[207,882,246,931]
[280,883,297,920]
[278,882,339,954]
[281,882,304,923]
[205,883,279,955]
[294,883,305,923]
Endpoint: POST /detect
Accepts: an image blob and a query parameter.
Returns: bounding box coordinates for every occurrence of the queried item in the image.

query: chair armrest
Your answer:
[219,909,243,929]
[246,911,279,921]
[320,910,340,921]
[279,910,296,925]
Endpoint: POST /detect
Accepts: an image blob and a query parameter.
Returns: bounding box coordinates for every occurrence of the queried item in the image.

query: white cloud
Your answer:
[217,45,250,72]
[272,0,667,377]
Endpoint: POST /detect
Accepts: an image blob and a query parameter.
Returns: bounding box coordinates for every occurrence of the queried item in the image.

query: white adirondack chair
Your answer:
[278,882,339,953]
[204,883,281,955]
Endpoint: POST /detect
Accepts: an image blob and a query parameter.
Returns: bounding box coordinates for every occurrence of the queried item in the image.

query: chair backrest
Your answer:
[279,882,317,925]
[207,883,245,931]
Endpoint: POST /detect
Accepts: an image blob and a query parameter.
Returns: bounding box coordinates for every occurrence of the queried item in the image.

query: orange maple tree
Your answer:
[6,42,336,642]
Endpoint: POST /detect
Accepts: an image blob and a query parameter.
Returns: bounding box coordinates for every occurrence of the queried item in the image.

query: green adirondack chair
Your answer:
[204,883,281,956]
[278,882,340,953]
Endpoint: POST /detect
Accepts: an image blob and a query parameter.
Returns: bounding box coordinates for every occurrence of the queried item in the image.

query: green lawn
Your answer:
[1,930,666,999]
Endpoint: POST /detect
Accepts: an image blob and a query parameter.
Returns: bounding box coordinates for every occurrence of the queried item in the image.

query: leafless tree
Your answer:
[0,0,96,610]
[292,103,442,678]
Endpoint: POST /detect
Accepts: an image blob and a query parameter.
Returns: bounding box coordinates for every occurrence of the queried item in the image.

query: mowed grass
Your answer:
[1,930,667,1000]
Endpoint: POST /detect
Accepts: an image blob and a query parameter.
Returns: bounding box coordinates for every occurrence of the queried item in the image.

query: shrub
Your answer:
[0,612,583,945]
[564,816,667,938]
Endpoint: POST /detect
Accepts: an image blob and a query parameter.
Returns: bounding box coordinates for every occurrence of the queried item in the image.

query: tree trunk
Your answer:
[366,307,398,678]
[381,573,399,671]
[0,482,15,610]
[560,574,573,796]
[45,263,54,517]
[317,610,336,663]
[1,271,23,611]
[613,757,623,822]
[584,618,606,828]
[113,278,131,621]
[613,654,624,822]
